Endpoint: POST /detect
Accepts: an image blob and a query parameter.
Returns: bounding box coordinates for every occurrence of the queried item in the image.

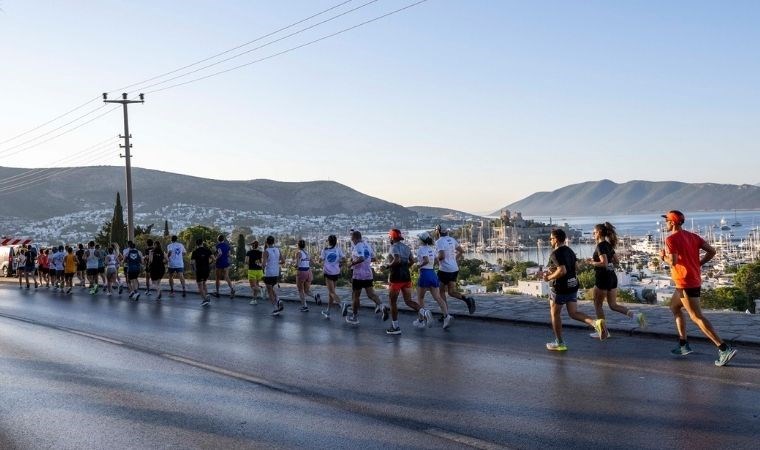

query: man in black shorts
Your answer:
[191,238,214,307]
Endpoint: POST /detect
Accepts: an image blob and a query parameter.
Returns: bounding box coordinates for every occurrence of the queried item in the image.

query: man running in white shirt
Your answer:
[435,226,476,315]
[166,235,187,297]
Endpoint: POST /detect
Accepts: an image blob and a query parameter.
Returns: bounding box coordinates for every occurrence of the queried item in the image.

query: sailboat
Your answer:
[720,217,731,231]
[732,209,742,227]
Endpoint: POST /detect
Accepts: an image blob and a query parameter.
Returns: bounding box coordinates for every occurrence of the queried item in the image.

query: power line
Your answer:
[0,106,120,161]
[0,0,360,153]
[133,0,380,94]
[112,0,358,94]
[145,0,428,95]
[0,136,118,186]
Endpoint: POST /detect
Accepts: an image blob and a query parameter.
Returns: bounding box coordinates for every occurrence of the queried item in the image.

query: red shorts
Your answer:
[389,281,412,292]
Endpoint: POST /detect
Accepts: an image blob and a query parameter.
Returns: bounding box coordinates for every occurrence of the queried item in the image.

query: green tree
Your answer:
[235,234,246,263]
[178,224,223,252]
[109,192,127,247]
[734,261,760,312]
[163,220,170,238]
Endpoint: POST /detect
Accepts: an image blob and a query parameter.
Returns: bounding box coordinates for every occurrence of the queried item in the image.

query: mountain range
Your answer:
[497,180,760,216]
[0,166,412,220]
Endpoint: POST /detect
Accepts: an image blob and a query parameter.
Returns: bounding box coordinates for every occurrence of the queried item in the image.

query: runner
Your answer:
[142,239,154,296]
[75,243,86,287]
[294,239,319,312]
[37,248,49,288]
[660,210,737,366]
[84,240,100,294]
[63,246,77,294]
[416,231,451,329]
[544,229,605,351]
[166,235,187,297]
[112,242,125,295]
[51,246,64,291]
[213,234,235,299]
[105,247,119,295]
[96,244,107,287]
[262,235,285,316]
[124,241,143,301]
[149,240,167,300]
[435,226,477,316]
[245,240,264,305]
[343,230,388,325]
[16,248,27,288]
[589,222,646,339]
[191,238,214,306]
[319,235,345,319]
[384,229,422,335]
[23,244,38,289]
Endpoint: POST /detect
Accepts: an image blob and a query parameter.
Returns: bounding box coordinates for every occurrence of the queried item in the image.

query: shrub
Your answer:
[701,287,747,311]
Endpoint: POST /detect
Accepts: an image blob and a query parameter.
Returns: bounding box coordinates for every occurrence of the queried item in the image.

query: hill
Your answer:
[495,180,760,216]
[0,166,414,220]
[406,206,483,220]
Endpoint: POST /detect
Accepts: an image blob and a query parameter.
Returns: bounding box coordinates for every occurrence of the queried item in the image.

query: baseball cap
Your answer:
[388,228,404,241]
[661,210,685,225]
[417,231,431,241]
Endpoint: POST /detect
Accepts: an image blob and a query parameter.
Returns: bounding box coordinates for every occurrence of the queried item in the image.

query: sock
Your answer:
[392,320,399,328]
[679,339,687,347]
[718,343,727,351]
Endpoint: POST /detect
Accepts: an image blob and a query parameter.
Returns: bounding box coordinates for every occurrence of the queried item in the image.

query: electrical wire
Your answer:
[145,0,428,95]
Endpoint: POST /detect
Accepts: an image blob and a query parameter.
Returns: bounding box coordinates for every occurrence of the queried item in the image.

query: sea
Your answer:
[466,210,760,266]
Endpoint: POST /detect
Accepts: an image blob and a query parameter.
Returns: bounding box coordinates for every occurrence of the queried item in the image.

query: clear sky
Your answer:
[1,0,758,214]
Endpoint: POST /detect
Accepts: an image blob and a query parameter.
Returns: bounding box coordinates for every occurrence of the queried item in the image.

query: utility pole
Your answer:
[103,92,144,241]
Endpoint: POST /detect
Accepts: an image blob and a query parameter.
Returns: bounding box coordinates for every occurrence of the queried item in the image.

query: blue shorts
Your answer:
[550,291,578,305]
[418,269,439,288]
[168,267,184,274]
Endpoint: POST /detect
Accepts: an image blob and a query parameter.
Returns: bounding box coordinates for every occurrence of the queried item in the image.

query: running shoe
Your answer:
[465,296,476,315]
[201,298,210,307]
[156,292,162,301]
[671,343,693,356]
[386,326,401,335]
[321,310,330,319]
[589,331,613,339]
[230,288,235,299]
[381,305,390,322]
[276,300,284,313]
[346,314,359,325]
[546,340,568,351]
[66,288,72,295]
[26,284,30,289]
[213,292,220,298]
[128,291,134,299]
[340,301,350,317]
[118,284,123,295]
[593,319,608,340]
[412,319,425,328]
[299,305,309,312]
[423,309,434,327]
[133,293,140,302]
[182,290,186,298]
[249,299,258,305]
[374,304,383,314]
[271,307,281,316]
[145,291,151,297]
[715,346,737,367]
[315,293,322,305]
[635,312,647,329]
[442,315,452,330]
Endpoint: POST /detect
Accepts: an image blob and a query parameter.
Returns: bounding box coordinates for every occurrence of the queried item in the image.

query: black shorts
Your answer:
[437,270,459,284]
[98,267,105,274]
[39,267,48,274]
[86,268,98,276]
[77,263,86,272]
[324,273,339,282]
[127,270,140,281]
[196,270,210,283]
[64,272,74,281]
[352,279,373,291]
[150,269,166,281]
[680,287,701,299]
[263,276,279,286]
[595,271,618,290]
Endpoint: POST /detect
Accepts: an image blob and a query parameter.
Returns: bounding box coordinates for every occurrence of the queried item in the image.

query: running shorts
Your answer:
[352,279,373,291]
[418,269,439,289]
[247,269,264,282]
[437,270,458,284]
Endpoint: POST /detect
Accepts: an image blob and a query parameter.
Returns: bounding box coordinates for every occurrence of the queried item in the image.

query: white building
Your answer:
[516,280,550,297]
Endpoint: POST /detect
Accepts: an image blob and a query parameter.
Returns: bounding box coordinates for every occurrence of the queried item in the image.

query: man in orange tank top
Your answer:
[660,210,737,366]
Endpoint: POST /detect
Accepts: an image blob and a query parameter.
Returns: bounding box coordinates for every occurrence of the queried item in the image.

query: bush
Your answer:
[617,288,636,303]
[577,269,595,289]
[701,287,748,311]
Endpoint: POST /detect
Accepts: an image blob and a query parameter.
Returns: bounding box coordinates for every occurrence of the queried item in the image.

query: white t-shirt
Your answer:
[166,242,186,268]
[435,236,460,272]
[351,241,374,280]
[264,247,281,277]
[416,245,436,270]
[320,246,344,276]
[297,249,310,270]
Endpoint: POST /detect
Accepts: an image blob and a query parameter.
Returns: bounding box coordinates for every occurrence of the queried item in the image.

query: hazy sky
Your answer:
[1,1,758,214]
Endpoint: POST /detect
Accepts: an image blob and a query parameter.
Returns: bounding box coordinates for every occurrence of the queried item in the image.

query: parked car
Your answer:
[0,245,21,277]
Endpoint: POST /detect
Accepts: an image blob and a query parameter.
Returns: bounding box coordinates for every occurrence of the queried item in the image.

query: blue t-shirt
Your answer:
[216,241,230,269]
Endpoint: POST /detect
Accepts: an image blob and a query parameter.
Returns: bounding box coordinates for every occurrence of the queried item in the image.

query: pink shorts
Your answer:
[297,269,313,283]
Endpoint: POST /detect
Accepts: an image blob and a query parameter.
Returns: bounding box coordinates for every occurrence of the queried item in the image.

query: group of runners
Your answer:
[543,210,738,367]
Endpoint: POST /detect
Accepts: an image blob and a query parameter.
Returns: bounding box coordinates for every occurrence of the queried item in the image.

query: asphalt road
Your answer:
[1,286,759,449]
